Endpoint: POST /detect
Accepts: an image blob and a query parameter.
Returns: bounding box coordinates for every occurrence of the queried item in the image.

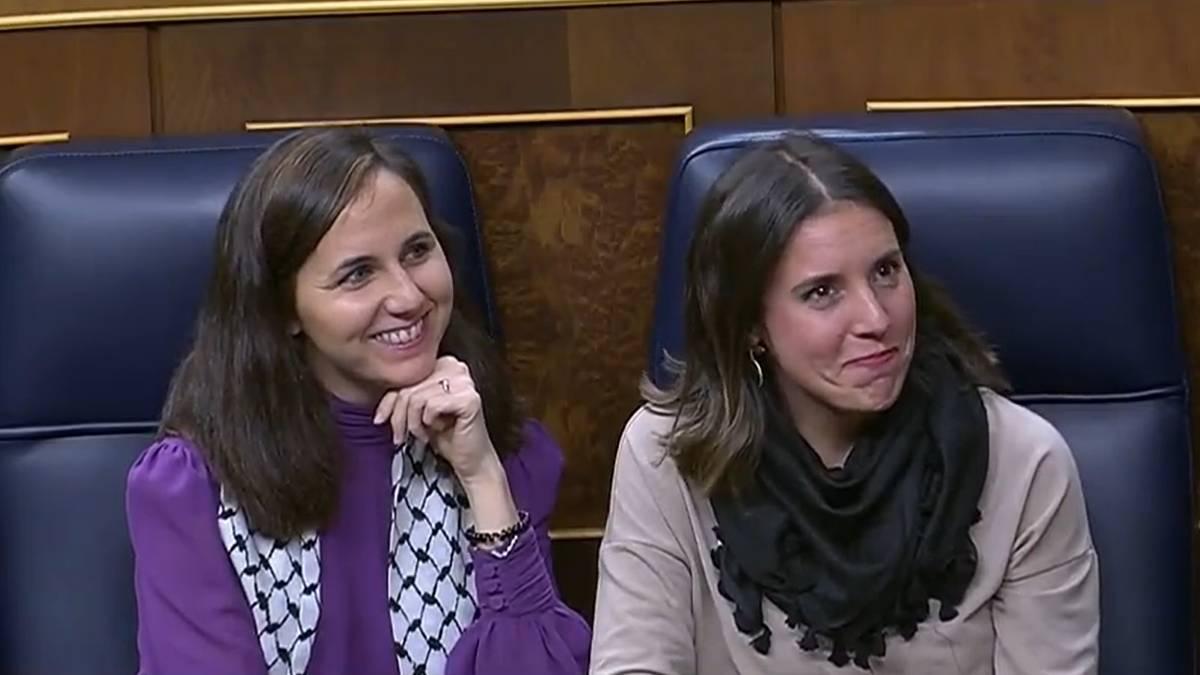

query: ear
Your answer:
[288,320,302,337]
[748,327,768,353]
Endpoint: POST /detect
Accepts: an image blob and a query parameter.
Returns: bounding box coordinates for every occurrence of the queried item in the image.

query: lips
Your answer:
[370,316,425,348]
[845,347,898,369]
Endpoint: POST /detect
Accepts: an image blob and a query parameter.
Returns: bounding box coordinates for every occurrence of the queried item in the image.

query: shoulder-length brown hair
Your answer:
[160,126,520,539]
[644,133,1008,495]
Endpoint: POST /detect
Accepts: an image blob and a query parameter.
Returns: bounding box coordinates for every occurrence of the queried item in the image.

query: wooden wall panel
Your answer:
[449,116,684,531]
[779,0,1200,114]
[155,11,574,133]
[0,27,151,140]
[155,2,775,134]
[566,2,774,122]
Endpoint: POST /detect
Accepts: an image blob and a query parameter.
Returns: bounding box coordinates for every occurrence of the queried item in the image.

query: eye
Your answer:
[402,238,436,265]
[873,258,903,285]
[802,284,839,308]
[339,264,372,287]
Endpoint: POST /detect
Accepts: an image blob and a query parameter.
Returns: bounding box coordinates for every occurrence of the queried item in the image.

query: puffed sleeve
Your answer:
[126,436,266,675]
[446,420,591,674]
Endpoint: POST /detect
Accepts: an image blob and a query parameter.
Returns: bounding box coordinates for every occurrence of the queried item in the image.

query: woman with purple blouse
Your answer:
[125,127,591,675]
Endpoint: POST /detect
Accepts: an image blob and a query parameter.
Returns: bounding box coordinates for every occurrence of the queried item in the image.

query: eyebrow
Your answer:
[791,273,837,296]
[331,254,372,275]
[405,230,436,247]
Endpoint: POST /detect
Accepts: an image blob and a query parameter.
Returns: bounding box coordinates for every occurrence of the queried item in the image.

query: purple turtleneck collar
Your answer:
[327,394,394,449]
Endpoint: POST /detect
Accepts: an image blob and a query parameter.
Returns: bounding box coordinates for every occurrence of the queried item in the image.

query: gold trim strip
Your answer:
[867,97,1200,112]
[0,0,703,32]
[246,105,695,132]
[0,131,71,148]
[548,527,603,541]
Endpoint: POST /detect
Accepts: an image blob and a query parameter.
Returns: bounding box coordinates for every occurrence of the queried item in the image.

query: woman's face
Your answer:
[292,169,454,405]
[758,200,917,421]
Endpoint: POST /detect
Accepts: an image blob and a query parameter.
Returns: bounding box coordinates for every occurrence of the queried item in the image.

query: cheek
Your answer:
[762,303,843,373]
[414,259,455,306]
[887,281,918,338]
[294,291,373,343]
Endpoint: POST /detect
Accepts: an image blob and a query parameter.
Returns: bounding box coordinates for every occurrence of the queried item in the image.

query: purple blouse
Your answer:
[125,397,591,675]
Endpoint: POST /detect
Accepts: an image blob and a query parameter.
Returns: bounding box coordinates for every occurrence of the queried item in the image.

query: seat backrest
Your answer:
[0,127,494,674]
[649,107,1193,674]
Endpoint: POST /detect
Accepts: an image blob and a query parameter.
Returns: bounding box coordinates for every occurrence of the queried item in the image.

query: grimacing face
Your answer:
[292,169,454,405]
[758,200,917,422]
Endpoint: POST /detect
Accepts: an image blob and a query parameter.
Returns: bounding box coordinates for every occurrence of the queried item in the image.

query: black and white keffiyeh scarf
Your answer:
[216,438,478,675]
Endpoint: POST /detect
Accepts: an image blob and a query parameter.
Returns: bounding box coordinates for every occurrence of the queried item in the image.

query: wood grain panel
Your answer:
[449,117,683,530]
[779,0,1200,114]
[0,27,150,138]
[567,1,775,122]
[155,11,572,133]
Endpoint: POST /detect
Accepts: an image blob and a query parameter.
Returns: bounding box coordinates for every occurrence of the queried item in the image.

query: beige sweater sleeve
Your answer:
[590,412,697,675]
[992,418,1100,674]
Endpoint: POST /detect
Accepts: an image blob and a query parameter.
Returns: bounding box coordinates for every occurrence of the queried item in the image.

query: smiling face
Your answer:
[759,199,917,424]
[292,169,454,405]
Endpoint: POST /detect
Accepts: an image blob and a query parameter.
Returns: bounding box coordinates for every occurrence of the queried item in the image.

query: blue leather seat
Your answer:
[0,127,494,674]
[648,107,1193,674]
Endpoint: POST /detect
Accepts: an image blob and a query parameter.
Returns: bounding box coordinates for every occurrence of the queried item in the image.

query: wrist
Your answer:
[457,450,507,492]
[458,453,519,535]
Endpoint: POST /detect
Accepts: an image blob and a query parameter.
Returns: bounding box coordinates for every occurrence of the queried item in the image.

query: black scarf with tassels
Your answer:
[710,348,989,669]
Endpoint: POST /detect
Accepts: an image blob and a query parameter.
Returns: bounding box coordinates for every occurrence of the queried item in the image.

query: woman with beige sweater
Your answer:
[590,134,1099,674]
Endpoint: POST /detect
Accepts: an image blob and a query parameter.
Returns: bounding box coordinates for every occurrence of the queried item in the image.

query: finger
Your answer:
[405,387,433,443]
[373,390,398,425]
[436,355,463,372]
[422,390,465,429]
[391,388,413,446]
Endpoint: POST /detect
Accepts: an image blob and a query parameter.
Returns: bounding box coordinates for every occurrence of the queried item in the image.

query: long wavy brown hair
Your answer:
[644,133,1008,495]
[160,127,520,539]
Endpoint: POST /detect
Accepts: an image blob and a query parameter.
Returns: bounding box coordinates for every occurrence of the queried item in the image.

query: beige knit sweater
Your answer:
[590,390,1099,675]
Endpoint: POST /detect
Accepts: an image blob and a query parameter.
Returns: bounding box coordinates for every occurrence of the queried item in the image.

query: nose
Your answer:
[381,267,427,316]
[849,286,890,338]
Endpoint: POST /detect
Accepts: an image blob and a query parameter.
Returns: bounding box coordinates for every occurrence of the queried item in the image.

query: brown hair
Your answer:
[644,133,1007,495]
[160,126,519,539]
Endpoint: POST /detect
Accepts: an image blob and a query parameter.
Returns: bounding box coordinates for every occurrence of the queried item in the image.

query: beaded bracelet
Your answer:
[465,510,531,546]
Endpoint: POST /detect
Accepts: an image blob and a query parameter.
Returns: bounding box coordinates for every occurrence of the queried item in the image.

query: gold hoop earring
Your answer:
[749,347,765,388]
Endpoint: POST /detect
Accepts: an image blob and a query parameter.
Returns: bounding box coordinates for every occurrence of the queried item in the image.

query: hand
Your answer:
[373,356,500,485]
[373,356,519,537]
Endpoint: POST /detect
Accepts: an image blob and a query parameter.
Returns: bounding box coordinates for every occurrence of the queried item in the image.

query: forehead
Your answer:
[778,201,898,271]
[313,170,431,255]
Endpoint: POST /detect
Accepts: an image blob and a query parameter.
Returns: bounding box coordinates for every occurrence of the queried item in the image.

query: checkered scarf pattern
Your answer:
[216,438,479,674]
